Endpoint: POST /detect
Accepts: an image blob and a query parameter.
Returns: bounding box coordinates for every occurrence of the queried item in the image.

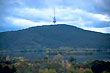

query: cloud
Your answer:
[13,7,110,27]
[83,26,110,33]
[91,14,110,21]
[94,0,110,16]
[14,7,53,21]
[44,0,63,7]
[0,0,110,33]
[5,17,51,28]
[5,16,110,33]
[71,9,110,22]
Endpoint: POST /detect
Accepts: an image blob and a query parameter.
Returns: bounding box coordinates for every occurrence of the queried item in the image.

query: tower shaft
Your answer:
[53,8,56,24]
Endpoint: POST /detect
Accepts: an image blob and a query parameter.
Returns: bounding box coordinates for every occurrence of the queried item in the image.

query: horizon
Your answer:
[0,24,110,34]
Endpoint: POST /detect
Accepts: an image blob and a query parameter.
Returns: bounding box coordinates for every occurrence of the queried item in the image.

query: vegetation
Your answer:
[0,56,110,73]
[39,69,57,73]
[0,24,110,50]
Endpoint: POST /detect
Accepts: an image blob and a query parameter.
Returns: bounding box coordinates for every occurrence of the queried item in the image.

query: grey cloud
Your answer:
[94,0,110,16]
[85,21,110,28]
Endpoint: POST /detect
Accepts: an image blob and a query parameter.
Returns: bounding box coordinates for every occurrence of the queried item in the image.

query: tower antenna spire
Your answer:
[53,8,56,24]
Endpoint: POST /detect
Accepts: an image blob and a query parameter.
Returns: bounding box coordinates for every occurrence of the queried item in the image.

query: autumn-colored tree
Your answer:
[6,56,10,61]
[66,60,71,72]
[54,54,64,63]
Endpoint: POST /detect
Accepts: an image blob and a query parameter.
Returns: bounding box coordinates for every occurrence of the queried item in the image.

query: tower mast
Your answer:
[53,8,56,24]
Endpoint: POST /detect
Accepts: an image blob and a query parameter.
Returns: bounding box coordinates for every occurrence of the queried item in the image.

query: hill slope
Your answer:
[0,24,110,50]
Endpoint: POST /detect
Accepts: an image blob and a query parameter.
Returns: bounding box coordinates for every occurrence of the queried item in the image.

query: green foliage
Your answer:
[16,62,36,73]
[34,61,64,73]
[0,64,16,73]
[0,57,110,73]
[68,56,76,63]
[91,60,110,73]
[82,69,93,73]
[103,70,110,73]
[68,67,76,73]
[13,57,27,62]
[39,69,57,73]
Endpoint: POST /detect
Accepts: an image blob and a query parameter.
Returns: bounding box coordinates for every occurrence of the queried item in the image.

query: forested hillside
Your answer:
[0,24,110,50]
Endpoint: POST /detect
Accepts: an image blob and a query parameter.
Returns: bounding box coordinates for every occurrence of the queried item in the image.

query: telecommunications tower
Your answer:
[53,8,56,24]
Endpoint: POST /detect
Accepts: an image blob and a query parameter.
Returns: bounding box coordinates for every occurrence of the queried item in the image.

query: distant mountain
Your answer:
[0,24,110,50]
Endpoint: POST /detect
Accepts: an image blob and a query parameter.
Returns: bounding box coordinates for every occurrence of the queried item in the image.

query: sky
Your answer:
[0,0,110,33]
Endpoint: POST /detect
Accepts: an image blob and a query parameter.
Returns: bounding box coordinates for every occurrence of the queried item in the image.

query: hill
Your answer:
[0,24,110,50]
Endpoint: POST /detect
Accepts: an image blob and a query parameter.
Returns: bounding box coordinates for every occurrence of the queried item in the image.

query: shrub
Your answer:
[82,69,93,73]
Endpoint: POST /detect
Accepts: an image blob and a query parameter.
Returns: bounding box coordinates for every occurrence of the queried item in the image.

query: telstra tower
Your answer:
[53,8,56,24]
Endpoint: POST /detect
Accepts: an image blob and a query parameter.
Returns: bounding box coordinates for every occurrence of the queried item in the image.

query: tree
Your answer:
[3,66,11,73]
[91,60,110,73]
[82,69,93,73]
[103,71,110,73]
[39,69,57,73]
[68,67,76,73]
[0,64,3,73]
[54,54,64,63]
[11,66,16,73]
[68,56,76,63]
[6,56,10,61]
